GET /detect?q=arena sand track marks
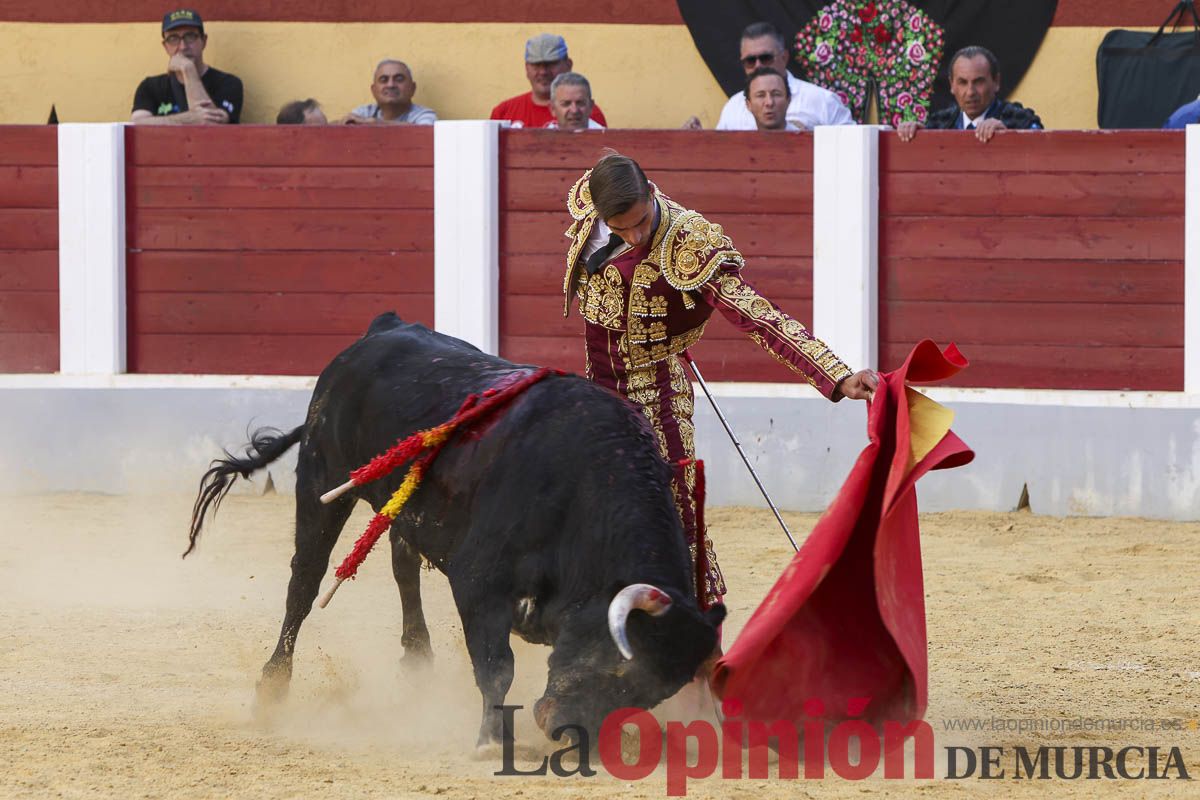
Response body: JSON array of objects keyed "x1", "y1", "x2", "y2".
[{"x1": 1, "y1": 494, "x2": 1197, "y2": 798}]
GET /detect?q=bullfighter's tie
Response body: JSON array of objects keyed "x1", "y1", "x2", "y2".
[{"x1": 586, "y1": 232, "x2": 625, "y2": 275}]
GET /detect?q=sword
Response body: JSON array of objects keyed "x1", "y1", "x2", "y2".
[{"x1": 681, "y1": 350, "x2": 799, "y2": 552}]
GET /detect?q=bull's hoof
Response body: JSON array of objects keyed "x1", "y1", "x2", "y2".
[
  {"x1": 254, "y1": 663, "x2": 292, "y2": 710},
  {"x1": 472, "y1": 741, "x2": 503, "y2": 761},
  {"x1": 400, "y1": 641, "x2": 434, "y2": 670}
]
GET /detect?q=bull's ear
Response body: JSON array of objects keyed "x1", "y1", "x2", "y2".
[{"x1": 703, "y1": 604, "x2": 726, "y2": 629}]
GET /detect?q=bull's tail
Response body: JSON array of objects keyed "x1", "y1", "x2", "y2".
[{"x1": 184, "y1": 426, "x2": 303, "y2": 558}]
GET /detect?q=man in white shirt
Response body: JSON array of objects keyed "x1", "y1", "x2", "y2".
[
  {"x1": 745, "y1": 68, "x2": 800, "y2": 131},
  {"x1": 715, "y1": 21, "x2": 852, "y2": 131},
  {"x1": 545, "y1": 72, "x2": 605, "y2": 130}
]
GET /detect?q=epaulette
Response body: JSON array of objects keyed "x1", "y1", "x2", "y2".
[
  {"x1": 653, "y1": 210, "x2": 745, "y2": 292},
  {"x1": 562, "y1": 171, "x2": 600, "y2": 314}
]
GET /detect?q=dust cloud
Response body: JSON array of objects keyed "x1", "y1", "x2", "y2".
[{"x1": 1, "y1": 493, "x2": 1197, "y2": 798}]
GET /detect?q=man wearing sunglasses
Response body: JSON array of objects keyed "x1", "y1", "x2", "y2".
[
  {"x1": 131, "y1": 9, "x2": 243, "y2": 125},
  {"x1": 714, "y1": 22, "x2": 851, "y2": 131}
]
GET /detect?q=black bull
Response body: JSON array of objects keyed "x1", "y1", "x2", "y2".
[{"x1": 186, "y1": 313, "x2": 725, "y2": 745}]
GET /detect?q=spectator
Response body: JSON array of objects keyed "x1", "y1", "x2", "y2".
[
  {"x1": 546, "y1": 73, "x2": 604, "y2": 130},
  {"x1": 744, "y1": 68, "x2": 797, "y2": 131},
  {"x1": 897, "y1": 46, "x2": 1042, "y2": 143},
  {"x1": 344, "y1": 60, "x2": 436, "y2": 125},
  {"x1": 1164, "y1": 94, "x2": 1200, "y2": 128},
  {"x1": 130, "y1": 8, "x2": 243, "y2": 125},
  {"x1": 709, "y1": 22, "x2": 852, "y2": 131},
  {"x1": 276, "y1": 99, "x2": 328, "y2": 125},
  {"x1": 490, "y1": 34, "x2": 607, "y2": 129}
]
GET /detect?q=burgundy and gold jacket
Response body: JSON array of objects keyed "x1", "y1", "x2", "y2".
[{"x1": 562, "y1": 171, "x2": 853, "y2": 399}]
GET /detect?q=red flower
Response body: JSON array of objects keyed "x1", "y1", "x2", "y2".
[
  {"x1": 850, "y1": 24, "x2": 863, "y2": 43},
  {"x1": 859, "y1": 2, "x2": 878, "y2": 23},
  {"x1": 874, "y1": 25, "x2": 892, "y2": 44}
]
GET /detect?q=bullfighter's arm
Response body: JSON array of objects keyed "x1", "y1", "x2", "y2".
[{"x1": 696, "y1": 264, "x2": 854, "y2": 400}]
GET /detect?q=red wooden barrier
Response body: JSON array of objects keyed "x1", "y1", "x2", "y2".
[
  {"x1": 499, "y1": 130, "x2": 815, "y2": 382},
  {"x1": 878, "y1": 130, "x2": 1185, "y2": 391},
  {"x1": 0, "y1": 127, "x2": 57, "y2": 373},
  {"x1": 125, "y1": 126, "x2": 434, "y2": 375}
]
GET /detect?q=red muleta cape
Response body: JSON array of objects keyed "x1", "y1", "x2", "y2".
[{"x1": 711, "y1": 340, "x2": 974, "y2": 730}]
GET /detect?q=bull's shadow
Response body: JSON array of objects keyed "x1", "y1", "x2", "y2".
[{"x1": 186, "y1": 313, "x2": 724, "y2": 747}]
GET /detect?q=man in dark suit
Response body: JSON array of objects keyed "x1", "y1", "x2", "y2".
[{"x1": 898, "y1": 46, "x2": 1041, "y2": 143}]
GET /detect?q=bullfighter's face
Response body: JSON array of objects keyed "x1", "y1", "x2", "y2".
[
  {"x1": 533, "y1": 593, "x2": 725, "y2": 743},
  {"x1": 604, "y1": 194, "x2": 656, "y2": 249}
]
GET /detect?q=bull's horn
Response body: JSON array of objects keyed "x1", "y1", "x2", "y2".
[{"x1": 607, "y1": 583, "x2": 673, "y2": 660}]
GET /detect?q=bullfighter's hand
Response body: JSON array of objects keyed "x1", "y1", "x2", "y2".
[
  {"x1": 975, "y1": 117, "x2": 1006, "y2": 143},
  {"x1": 837, "y1": 369, "x2": 878, "y2": 402}
]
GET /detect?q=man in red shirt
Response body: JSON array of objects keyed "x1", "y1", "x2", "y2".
[{"x1": 490, "y1": 33, "x2": 608, "y2": 129}]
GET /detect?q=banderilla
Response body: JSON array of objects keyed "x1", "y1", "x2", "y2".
[{"x1": 681, "y1": 350, "x2": 799, "y2": 552}]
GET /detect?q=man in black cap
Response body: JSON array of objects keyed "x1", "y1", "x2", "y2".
[{"x1": 131, "y1": 8, "x2": 244, "y2": 125}]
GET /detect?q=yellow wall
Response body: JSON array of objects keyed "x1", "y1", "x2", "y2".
[
  {"x1": 0, "y1": 22, "x2": 1146, "y2": 128},
  {"x1": 0, "y1": 22, "x2": 728, "y2": 126}
]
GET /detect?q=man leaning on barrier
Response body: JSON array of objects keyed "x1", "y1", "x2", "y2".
[
  {"x1": 897, "y1": 46, "x2": 1042, "y2": 143},
  {"x1": 546, "y1": 73, "x2": 604, "y2": 130},
  {"x1": 130, "y1": 8, "x2": 243, "y2": 125},
  {"x1": 343, "y1": 60, "x2": 437, "y2": 125}
]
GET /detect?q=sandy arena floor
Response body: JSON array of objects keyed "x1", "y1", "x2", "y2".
[{"x1": 1, "y1": 492, "x2": 1198, "y2": 798}]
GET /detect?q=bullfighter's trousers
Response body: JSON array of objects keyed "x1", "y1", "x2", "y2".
[{"x1": 593, "y1": 354, "x2": 726, "y2": 609}]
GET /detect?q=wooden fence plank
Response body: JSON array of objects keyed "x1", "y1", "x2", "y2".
[
  {"x1": 0, "y1": 166, "x2": 57, "y2": 208},
  {"x1": 882, "y1": 216, "x2": 1182, "y2": 261},
  {"x1": 0, "y1": 292, "x2": 58, "y2": 332},
  {"x1": 130, "y1": 208, "x2": 433, "y2": 251},
  {"x1": 879, "y1": 342, "x2": 1183, "y2": 391},
  {"x1": 126, "y1": 125, "x2": 434, "y2": 167},
  {"x1": 882, "y1": 172, "x2": 1183, "y2": 217},
  {"x1": 131, "y1": 166, "x2": 433, "y2": 209},
  {"x1": 880, "y1": 130, "x2": 1185, "y2": 174},
  {"x1": 0, "y1": 127, "x2": 56, "y2": 166},
  {"x1": 0, "y1": 209, "x2": 57, "y2": 249},
  {"x1": 882, "y1": 301, "x2": 1182, "y2": 348},
  {"x1": 882, "y1": 259, "x2": 1182, "y2": 304},
  {"x1": 502, "y1": 129, "x2": 814, "y2": 172},
  {"x1": 0, "y1": 332, "x2": 58, "y2": 372},
  {"x1": 130, "y1": 333, "x2": 362, "y2": 375},
  {"x1": 130, "y1": 292, "x2": 433, "y2": 335},
  {"x1": 0, "y1": 251, "x2": 58, "y2": 291},
  {"x1": 128, "y1": 251, "x2": 433, "y2": 293}
]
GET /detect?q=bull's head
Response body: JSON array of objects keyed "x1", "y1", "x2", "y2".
[{"x1": 533, "y1": 583, "x2": 726, "y2": 742}]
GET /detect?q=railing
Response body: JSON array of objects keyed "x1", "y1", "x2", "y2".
[{"x1": 2, "y1": 124, "x2": 1194, "y2": 392}]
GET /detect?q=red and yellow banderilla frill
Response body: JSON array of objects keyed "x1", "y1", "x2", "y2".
[{"x1": 317, "y1": 367, "x2": 561, "y2": 608}]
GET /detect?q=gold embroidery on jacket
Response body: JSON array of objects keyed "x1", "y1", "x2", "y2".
[
  {"x1": 579, "y1": 264, "x2": 625, "y2": 329},
  {"x1": 657, "y1": 212, "x2": 745, "y2": 292},
  {"x1": 625, "y1": 323, "x2": 707, "y2": 370},
  {"x1": 711, "y1": 273, "x2": 852, "y2": 384}
]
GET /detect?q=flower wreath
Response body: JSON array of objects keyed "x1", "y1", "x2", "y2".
[{"x1": 795, "y1": 0, "x2": 945, "y2": 127}]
